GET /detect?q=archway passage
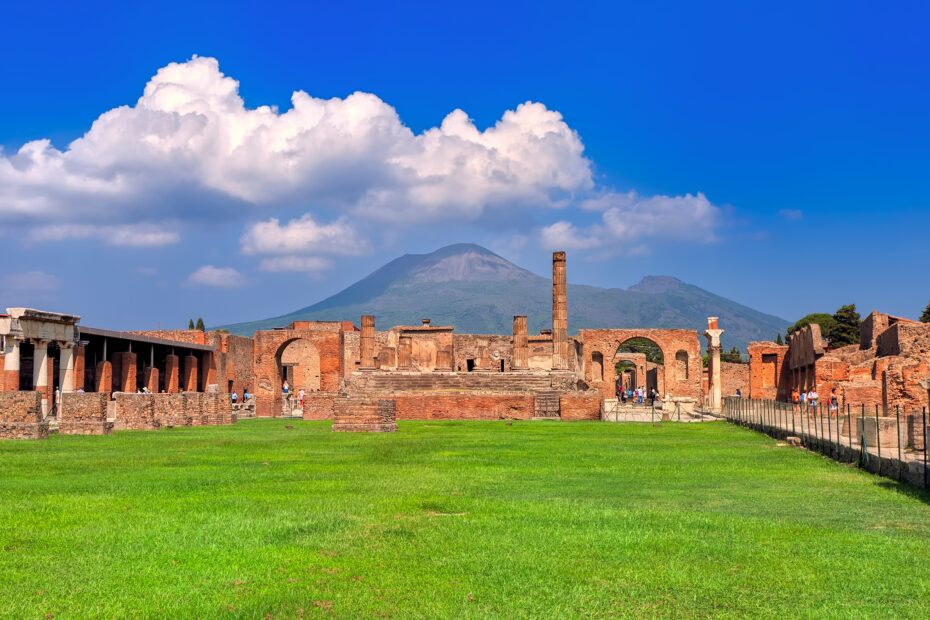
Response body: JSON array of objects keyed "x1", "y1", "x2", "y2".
[
  {"x1": 278, "y1": 339, "x2": 321, "y2": 393},
  {"x1": 614, "y1": 338, "x2": 662, "y2": 397}
]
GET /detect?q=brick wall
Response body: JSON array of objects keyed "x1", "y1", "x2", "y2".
[
  {"x1": 152, "y1": 393, "x2": 194, "y2": 427},
  {"x1": 302, "y1": 393, "x2": 336, "y2": 420},
  {"x1": 0, "y1": 391, "x2": 49, "y2": 439},
  {"x1": 203, "y1": 393, "x2": 236, "y2": 425},
  {"x1": 720, "y1": 362, "x2": 750, "y2": 398},
  {"x1": 332, "y1": 396, "x2": 397, "y2": 432},
  {"x1": 559, "y1": 392, "x2": 603, "y2": 421},
  {"x1": 60, "y1": 392, "x2": 113, "y2": 435},
  {"x1": 113, "y1": 393, "x2": 160, "y2": 431},
  {"x1": 390, "y1": 392, "x2": 535, "y2": 420}
]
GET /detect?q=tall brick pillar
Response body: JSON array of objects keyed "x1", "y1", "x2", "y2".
[
  {"x1": 73, "y1": 345, "x2": 85, "y2": 392},
  {"x1": 165, "y1": 354, "x2": 179, "y2": 393},
  {"x1": 360, "y1": 315, "x2": 376, "y2": 369},
  {"x1": 183, "y1": 355, "x2": 198, "y2": 392},
  {"x1": 2, "y1": 337, "x2": 21, "y2": 391},
  {"x1": 703, "y1": 317, "x2": 724, "y2": 413},
  {"x1": 119, "y1": 352, "x2": 138, "y2": 393},
  {"x1": 512, "y1": 315, "x2": 528, "y2": 370},
  {"x1": 144, "y1": 367, "x2": 159, "y2": 393},
  {"x1": 33, "y1": 339, "x2": 50, "y2": 416},
  {"x1": 59, "y1": 342, "x2": 75, "y2": 393},
  {"x1": 95, "y1": 361, "x2": 112, "y2": 394},
  {"x1": 552, "y1": 251, "x2": 568, "y2": 370},
  {"x1": 200, "y1": 352, "x2": 216, "y2": 390},
  {"x1": 398, "y1": 337, "x2": 413, "y2": 369}
]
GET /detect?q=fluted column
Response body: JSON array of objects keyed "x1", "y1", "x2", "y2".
[
  {"x1": 704, "y1": 317, "x2": 724, "y2": 413},
  {"x1": 512, "y1": 315, "x2": 528, "y2": 370},
  {"x1": 360, "y1": 315, "x2": 375, "y2": 369},
  {"x1": 552, "y1": 251, "x2": 568, "y2": 370},
  {"x1": 59, "y1": 342, "x2": 75, "y2": 393}
]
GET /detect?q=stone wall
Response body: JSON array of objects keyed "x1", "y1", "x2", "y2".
[
  {"x1": 203, "y1": 393, "x2": 236, "y2": 425},
  {"x1": 559, "y1": 391, "x2": 603, "y2": 421},
  {"x1": 0, "y1": 391, "x2": 48, "y2": 439},
  {"x1": 302, "y1": 393, "x2": 336, "y2": 420},
  {"x1": 152, "y1": 393, "x2": 194, "y2": 427},
  {"x1": 60, "y1": 392, "x2": 113, "y2": 435},
  {"x1": 332, "y1": 396, "x2": 397, "y2": 432},
  {"x1": 453, "y1": 334, "x2": 512, "y2": 372},
  {"x1": 747, "y1": 342, "x2": 789, "y2": 400},
  {"x1": 387, "y1": 392, "x2": 534, "y2": 420},
  {"x1": 721, "y1": 362, "x2": 750, "y2": 397},
  {"x1": 113, "y1": 393, "x2": 160, "y2": 431}
]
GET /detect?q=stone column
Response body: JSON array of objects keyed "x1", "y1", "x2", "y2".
[
  {"x1": 2, "y1": 337, "x2": 20, "y2": 391},
  {"x1": 552, "y1": 251, "x2": 568, "y2": 370},
  {"x1": 512, "y1": 315, "x2": 528, "y2": 371},
  {"x1": 398, "y1": 337, "x2": 413, "y2": 369},
  {"x1": 165, "y1": 354, "x2": 180, "y2": 393},
  {"x1": 704, "y1": 317, "x2": 724, "y2": 413},
  {"x1": 360, "y1": 315, "x2": 376, "y2": 369},
  {"x1": 59, "y1": 342, "x2": 75, "y2": 393},
  {"x1": 96, "y1": 361, "x2": 112, "y2": 394},
  {"x1": 183, "y1": 355, "x2": 198, "y2": 391},
  {"x1": 144, "y1": 367, "x2": 159, "y2": 393},
  {"x1": 33, "y1": 339, "x2": 50, "y2": 416},
  {"x1": 73, "y1": 345, "x2": 85, "y2": 392}
]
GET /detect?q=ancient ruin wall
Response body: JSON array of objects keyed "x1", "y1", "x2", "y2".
[
  {"x1": 60, "y1": 392, "x2": 113, "y2": 435},
  {"x1": 0, "y1": 391, "x2": 48, "y2": 439},
  {"x1": 332, "y1": 396, "x2": 397, "y2": 432},
  {"x1": 392, "y1": 393, "x2": 535, "y2": 420},
  {"x1": 559, "y1": 392, "x2": 603, "y2": 421}
]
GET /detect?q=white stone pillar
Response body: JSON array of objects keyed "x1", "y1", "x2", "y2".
[
  {"x1": 60, "y1": 342, "x2": 75, "y2": 393},
  {"x1": 33, "y1": 339, "x2": 50, "y2": 416},
  {"x1": 3, "y1": 337, "x2": 21, "y2": 391},
  {"x1": 704, "y1": 317, "x2": 724, "y2": 414}
]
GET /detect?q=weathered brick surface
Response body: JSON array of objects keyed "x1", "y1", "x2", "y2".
[
  {"x1": 0, "y1": 391, "x2": 49, "y2": 439},
  {"x1": 747, "y1": 342, "x2": 790, "y2": 400},
  {"x1": 253, "y1": 329, "x2": 344, "y2": 418},
  {"x1": 302, "y1": 393, "x2": 336, "y2": 420},
  {"x1": 113, "y1": 393, "x2": 160, "y2": 431},
  {"x1": 390, "y1": 393, "x2": 535, "y2": 420},
  {"x1": 152, "y1": 393, "x2": 194, "y2": 427},
  {"x1": 95, "y1": 361, "x2": 112, "y2": 394},
  {"x1": 559, "y1": 392, "x2": 603, "y2": 421},
  {"x1": 720, "y1": 362, "x2": 749, "y2": 398},
  {"x1": 59, "y1": 392, "x2": 113, "y2": 435},
  {"x1": 203, "y1": 393, "x2": 236, "y2": 425},
  {"x1": 333, "y1": 396, "x2": 397, "y2": 432}
]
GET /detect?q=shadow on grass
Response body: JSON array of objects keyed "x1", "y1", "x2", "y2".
[{"x1": 875, "y1": 479, "x2": 930, "y2": 505}]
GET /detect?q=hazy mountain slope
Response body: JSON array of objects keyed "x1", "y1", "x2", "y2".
[{"x1": 219, "y1": 244, "x2": 788, "y2": 350}]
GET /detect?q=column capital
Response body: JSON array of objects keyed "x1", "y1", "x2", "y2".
[
  {"x1": 32, "y1": 338, "x2": 51, "y2": 347},
  {"x1": 59, "y1": 341, "x2": 75, "y2": 349}
]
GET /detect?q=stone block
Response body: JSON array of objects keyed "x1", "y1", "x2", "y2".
[
  {"x1": 333, "y1": 396, "x2": 397, "y2": 432},
  {"x1": 113, "y1": 393, "x2": 160, "y2": 431},
  {"x1": 59, "y1": 392, "x2": 113, "y2": 435},
  {"x1": 0, "y1": 391, "x2": 49, "y2": 439}
]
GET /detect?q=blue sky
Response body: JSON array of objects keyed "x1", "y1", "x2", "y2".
[{"x1": 1, "y1": 1, "x2": 928, "y2": 331}]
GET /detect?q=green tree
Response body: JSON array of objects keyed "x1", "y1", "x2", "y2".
[
  {"x1": 829, "y1": 304, "x2": 860, "y2": 347},
  {"x1": 188, "y1": 318, "x2": 195, "y2": 330},
  {"x1": 775, "y1": 333, "x2": 783, "y2": 345},
  {"x1": 195, "y1": 318, "x2": 205, "y2": 332},
  {"x1": 920, "y1": 300, "x2": 930, "y2": 323},
  {"x1": 786, "y1": 313, "x2": 837, "y2": 342},
  {"x1": 617, "y1": 338, "x2": 664, "y2": 365},
  {"x1": 720, "y1": 347, "x2": 747, "y2": 364}
]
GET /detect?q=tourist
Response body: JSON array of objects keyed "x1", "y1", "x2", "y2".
[
  {"x1": 298, "y1": 388, "x2": 305, "y2": 408},
  {"x1": 621, "y1": 388, "x2": 627, "y2": 404},
  {"x1": 231, "y1": 391, "x2": 238, "y2": 403},
  {"x1": 800, "y1": 389, "x2": 807, "y2": 413},
  {"x1": 808, "y1": 388, "x2": 819, "y2": 413},
  {"x1": 282, "y1": 380, "x2": 289, "y2": 395},
  {"x1": 829, "y1": 388, "x2": 838, "y2": 417},
  {"x1": 791, "y1": 387, "x2": 800, "y2": 413},
  {"x1": 736, "y1": 388, "x2": 742, "y2": 399},
  {"x1": 243, "y1": 389, "x2": 250, "y2": 402},
  {"x1": 614, "y1": 375, "x2": 622, "y2": 402}
]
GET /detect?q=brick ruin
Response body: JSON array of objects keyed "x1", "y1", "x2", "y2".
[
  {"x1": 747, "y1": 310, "x2": 930, "y2": 415},
  {"x1": 12, "y1": 250, "x2": 897, "y2": 437}
]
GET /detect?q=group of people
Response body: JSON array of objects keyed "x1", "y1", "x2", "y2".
[
  {"x1": 281, "y1": 381, "x2": 306, "y2": 408},
  {"x1": 615, "y1": 377, "x2": 659, "y2": 405},
  {"x1": 230, "y1": 389, "x2": 250, "y2": 404},
  {"x1": 791, "y1": 386, "x2": 840, "y2": 416}
]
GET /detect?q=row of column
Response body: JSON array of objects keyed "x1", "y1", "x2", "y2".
[
  {"x1": 95, "y1": 352, "x2": 201, "y2": 394},
  {"x1": 2, "y1": 338, "x2": 77, "y2": 416}
]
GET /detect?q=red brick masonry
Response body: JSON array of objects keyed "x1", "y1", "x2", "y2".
[
  {"x1": 333, "y1": 396, "x2": 397, "y2": 432},
  {"x1": 0, "y1": 391, "x2": 49, "y2": 439}
]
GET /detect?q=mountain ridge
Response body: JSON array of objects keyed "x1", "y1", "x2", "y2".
[{"x1": 218, "y1": 244, "x2": 789, "y2": 350}]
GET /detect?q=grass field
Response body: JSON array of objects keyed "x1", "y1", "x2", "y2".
[{"x1": 2, "y1": 419, "x2": 929, "y2": 618}]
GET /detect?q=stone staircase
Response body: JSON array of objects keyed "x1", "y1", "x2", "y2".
[
  {"x1": 346, "y1": 372, "x2": 555, "y2": 394},
  {"x1": 533, "y1": 391, "x2": 561, "y2": 418}
]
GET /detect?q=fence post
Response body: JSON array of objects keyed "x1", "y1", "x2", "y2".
[
  {"x1": 847, "y1": 403, "x2": 852, "y2": 461},
  {"x1": 875, "y1": 404, "x2": 881, "y2": 465},
  {"x1": 923, "y1": 407, "x2": 928, "y2": 490},
  {"x1": 896, "y1": 405, "x2": 901, "y2": 463},
  {"x1": 827, "y1": 408, "x2": 833, "y2": 457},
  {"x1": 791, "y1": 400, "x2": 796, "y2": 436}
]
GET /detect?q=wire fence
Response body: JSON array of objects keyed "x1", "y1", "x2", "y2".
[{"x1": 723, "y1": 397, "x2": 930, "y2": 489}]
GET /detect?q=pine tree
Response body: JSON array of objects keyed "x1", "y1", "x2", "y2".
[
  {"x1": 188, "y1": 318, "x2": 195, "y2": 330},
  {"x1": 195, "y1": 318, "x2": 205, "y2": 332},
  {"x1": 775, "y1": 333, "x2": 783, "y2": 345},
  {"x1": 920, "y1": 300, "x2": 930, "y2": 323},
  {"x1": 829, "y1": 304, "x2": 860, "y2": 347}
]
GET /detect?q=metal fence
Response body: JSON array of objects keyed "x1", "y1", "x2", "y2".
[{"x1": 723, "y1": 397, "x2": 930, "y2": 489}]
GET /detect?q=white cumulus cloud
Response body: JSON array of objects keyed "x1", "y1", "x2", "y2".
[
  {"x1": 27, "y1": 223, "x2": 180, "y2": 246},
  {"x1": 257, "y1": 256, "x2": 334, "y2": 272},
  {"x1": 186, "y1": 265, "x2": 246, "y2": 288},
  {"x1": 0, "y1": 56, "x2": 592, "y2": 246},
  {"x1": 241, "y1": 214, "x2": 364, "y2": 256},
  {"x1": 540, "y1": 191, "x2": 720, "y2": 252}
]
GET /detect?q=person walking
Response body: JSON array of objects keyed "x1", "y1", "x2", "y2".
[
  {"x1": 298, "y1": 388, "x2": 305, "y2": 408},
  {"x1": 828, "y1": 388, "x2": 838, "y2": 417},
  {"x1": 615, "y1": 375, "x2": 623, "y2": 402}
]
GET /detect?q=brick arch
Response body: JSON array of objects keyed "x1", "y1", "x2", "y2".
[
  {"x1": 252, "y1": 329, "x2": 344, "y2": 417},
  {"x1": 578, "y1": 328, "x2": 702, "y2": 402}
]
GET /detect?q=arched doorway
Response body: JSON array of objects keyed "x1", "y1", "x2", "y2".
[
  {"x1": 276, "y1": 339, "x2": 321, "y2": 394},
  {"x1": 615, "y1": 337, "x2": 665, "y2": 397}
]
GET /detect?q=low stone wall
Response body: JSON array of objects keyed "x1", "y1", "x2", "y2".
[
  {"x1": 113, "y1": 393, "x2": 160, "y2": 431},
  {"x1": 559, "y1": 391, "x2": 603, "y2": 421},
  {"x1": 60, "y1": 392, "x2": 113, "y2": 435},
  {"x1": 153, "y1": 393, "x2": 194, "y2": 428},
  {"x1": 391, "y1": 392, "x2": 535, "y2": 420},
  {"x1": 333, "y1": 396, "x2": 397, "y2": 432},
  {"x1": 203, "y1": 393, "x2": 236, "y2": 425},
  {"x1": 0, "y1": 391, "x2": 49, "y2": 439},
  {"x1": 302, "y1": 393, "x2": 336, "y2": 420}
]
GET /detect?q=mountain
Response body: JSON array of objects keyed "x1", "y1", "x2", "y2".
[{"x1": 218, "y1": 243, "x2": 789, "y2": 350}]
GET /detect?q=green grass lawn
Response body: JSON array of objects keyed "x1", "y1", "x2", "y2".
[{"x1": 1, "y1": 419, "x2": 929, "y2": 618}]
